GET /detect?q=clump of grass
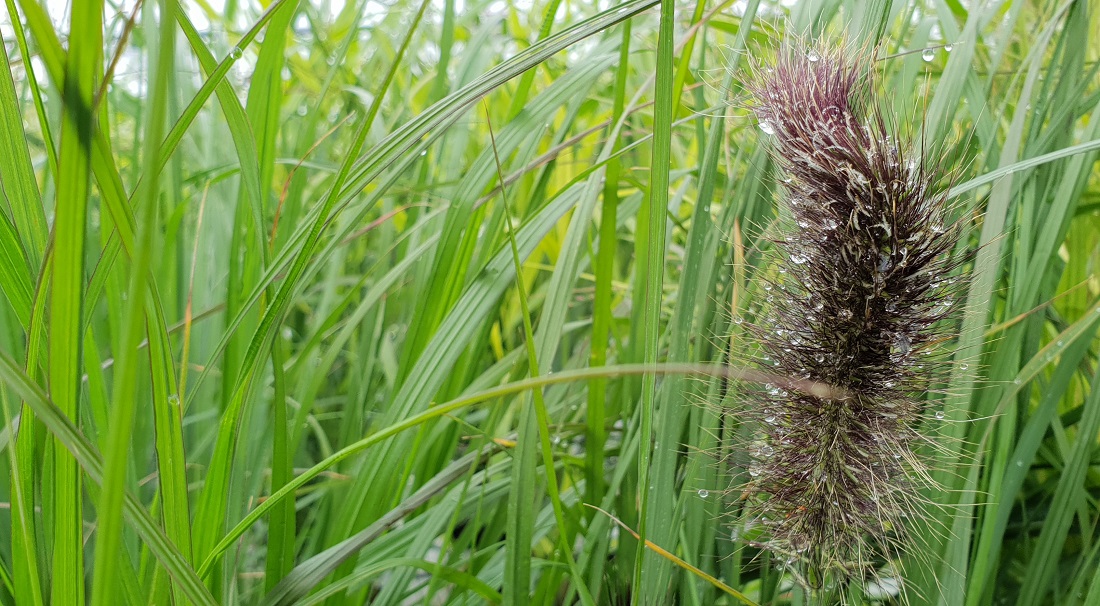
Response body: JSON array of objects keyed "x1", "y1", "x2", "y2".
[{"x1": 735, "y1": 40, "x2": 968, "y2": 594}]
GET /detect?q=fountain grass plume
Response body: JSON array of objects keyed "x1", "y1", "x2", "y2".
[{"x1": 735, "y1": 40, "x2": 969, "y2": 594}]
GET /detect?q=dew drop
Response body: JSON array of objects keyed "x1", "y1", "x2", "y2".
[
  {"x1": 790, "y1": 254, "x2": 807, "y2": 264},
  {"x1": 1015, "y1": 460, "x2": 1024, "y2": 467},
  {"x1": 761, "y1": 444, "x2": 775, "y2": 457},
  {"x1": 959, "y1": 363, "x2": 969, "y2": 370},
  {"x1": 797, "y1": 219, "x2": 810, "y2": 228},
  {"x1": 730, "y1": 528, "x2": 740, "y2": 541},
  {"x1": 934, "y1": 410, "x2": 945, "y2": 420},
  {"x1": 838, "y1": 309, "x2": 853, "y2": 321},
  {"x1": 420, "y1": 150, "x2": 427, "y2": 156},
  {"x1": 229, "y1": 47, "x2": 243, "y2": 60},
  {"x1": 759, "y1": 120, "x2": 776, "y2": 135},
  {"x1": 765, "y1": 415, "x2": 776, "y2": 424},
  {"x1": 893, "y1": 333, "x2": 911, "y2": 356},
  {"x1": 748, "y1": 467, "x2": 761, "y2": 477},
  {"x1": 814, "y1": 353, "x2": 825, "y2": 363},
  {"x1": 824, "y1": 218, "x2": 838, "y2": 230},
  {"x1": 806, "y1": 49, "x2": 820, "y2": 62},
  {"x1": 698, "y1": 489, "x2": 710, "y2": 499},
  {"x1": 814, "y1": 301, "x2": 824, "y2": 312},
  {"x1": 167, "y1": 394, "x2": 180, "y2": 407},
  {"x1": 922, "y1": 48, "x2": 935, "y2": 62},
  {"x1": 944, "y1": 43, "x2": 954, "y2": 52}
]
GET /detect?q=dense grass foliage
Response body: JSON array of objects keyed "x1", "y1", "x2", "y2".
[{"x1": 0, "y1": 0, "x2": 1097, "y2": 604}]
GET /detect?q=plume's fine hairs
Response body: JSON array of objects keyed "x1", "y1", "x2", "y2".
[{"x1": 733, "y1": 40, "x2": 970, "y2": 594}]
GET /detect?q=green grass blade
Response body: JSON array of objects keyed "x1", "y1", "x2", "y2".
[
  {"x1": 89, "y1": 1, "x2": 175, "y2": 603},
  {"x1": 265, "y1": 336, "x2": 296, "y2": 590},
  {"x1": 585, "y1": 18, "x2": 631, "y2": 531},
  {"x1": 4, "y1": 0, "x2": 58, "y2": 181},
  {"x1": 0, "y1": 36, "x2": 46, "y2": 271},
  {"x1": 146, "y1": 295, "x2": 193, "y2": 605},
  {"x1": 1, "y1": 384, "x2": 43, "y2": 606},
  {"x1": 47, "y1": 1, "x2": 104, "y2": 601},
  {"x1": 632, "y1": 0, "x2": 674, "y2": 600}
]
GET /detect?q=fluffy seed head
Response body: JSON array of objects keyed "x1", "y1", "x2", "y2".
[{"x1": 736, "y1": 41, "x2": 968, "y2": 592}]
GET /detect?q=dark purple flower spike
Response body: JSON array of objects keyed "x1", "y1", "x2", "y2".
[{"x1": 737, "y1": 41, "x2": 968, "y2": 593}]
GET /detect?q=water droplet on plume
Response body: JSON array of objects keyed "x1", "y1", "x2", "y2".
[
  {"x1": 935, "y1": 410, "x2": 945, "y2": 420},
  {"x1": 893, "y1": 333, "x2": 911, "y2": 356},
  {"x1": 922, "y1": 48, "x2": 935, "y2": 62},
  {"x1": 698, "y1": 489, "x2": 709, "y2": 499}
]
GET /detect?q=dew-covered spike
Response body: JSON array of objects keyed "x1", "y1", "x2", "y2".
[{"x1": 737, "y1": 40, "x2": 968, "y2": 593}]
